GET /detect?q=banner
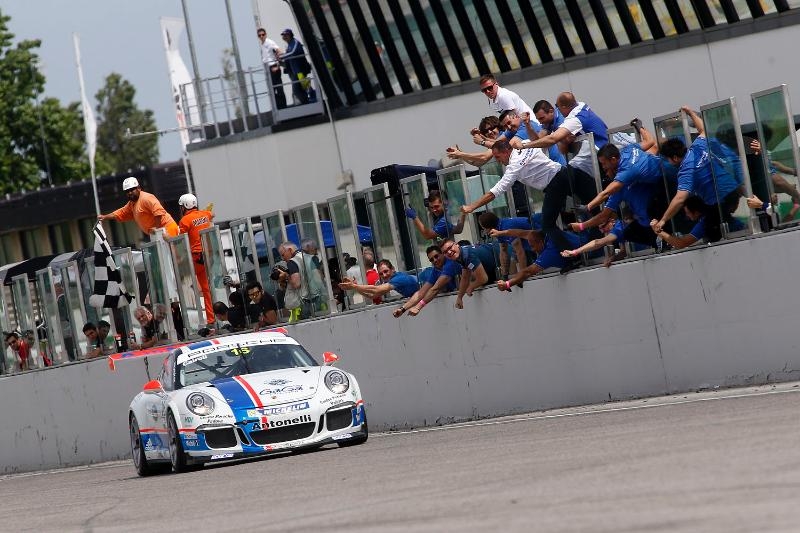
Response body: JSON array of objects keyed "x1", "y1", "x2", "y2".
[
  {"x1": 72, "y1": 33, "x2": 97, "y2": 174},
  {"x1": 160, "y1": 17, "x2": 199, "y2": 149}
]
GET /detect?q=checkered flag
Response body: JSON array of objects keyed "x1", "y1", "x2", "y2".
[{"x1": 89, "y1": 222, "x2": 133, "y2": 308}]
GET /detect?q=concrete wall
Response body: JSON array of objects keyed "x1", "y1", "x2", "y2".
[
  {"x1": 189, "y1": 24, "x2": 800, "y2": 221},
  {"x1": 3, "y1": 229, "x2": 800, "y2": 473}
]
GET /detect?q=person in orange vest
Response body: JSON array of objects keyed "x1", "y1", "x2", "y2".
[
  {"x1": 98, "y1": 177, "x2": 179, "y2": 237},
  {"x1": 177, "y1": 193, "x2": 215, "y2": 327}
]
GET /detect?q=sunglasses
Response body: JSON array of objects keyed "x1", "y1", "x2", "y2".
[{"x1": 480, "y1": 83, "x2": 495, "y2": 94}]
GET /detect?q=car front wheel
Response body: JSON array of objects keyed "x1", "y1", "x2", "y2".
[{"x1": 168, "y1": 412, "x2": 200, "y2": 473}]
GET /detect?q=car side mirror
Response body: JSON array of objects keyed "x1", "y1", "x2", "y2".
[
  {"x1": 322, "y1": 352, "x2": 339, "y2": 365},
  {"x1": 143, "y1": 379, "x2": 163, "y2": 393}
]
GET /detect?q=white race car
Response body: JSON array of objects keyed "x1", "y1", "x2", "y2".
[{"x1": 128, "y1": 329, "x2": 367, "y2": 475}]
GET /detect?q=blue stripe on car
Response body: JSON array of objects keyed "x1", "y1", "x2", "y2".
[{"x1": 212, "y1": 377, "x2": 255, "y2": 410}]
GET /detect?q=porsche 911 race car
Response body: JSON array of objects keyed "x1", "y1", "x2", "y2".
[{"x1": 128, "y1": 329, "x2": 367, "y2": 475}]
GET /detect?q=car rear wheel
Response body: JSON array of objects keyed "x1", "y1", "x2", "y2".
[
  {"x1": 337, "y1": 417, "x2": 368, "y2": 448},
  {"x1": 168, "y1": 412, "x2": 200, "y2": 473},
  {"x1": 130, "y1": 415, "x2": 168, "y2": 476}
]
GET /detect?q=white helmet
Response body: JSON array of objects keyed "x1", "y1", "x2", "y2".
[
  {"x1": 178, "y1": 193, "x2": 198, "y2": 209},
  {"x1": 122, "y1": 177, "x2": 140, "y2": 191}
]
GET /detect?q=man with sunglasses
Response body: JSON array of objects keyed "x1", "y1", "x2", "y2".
[
  {"x1": 479, "y1": 74, "x2": 532, "y2": 117},
  {"x1": 258, "y1": 28, "x2": 286, "y2": 109},
  {"x1": 447, "y1": 116, "x2": 501, "y2": 168},
  {"x1": 393, "y1": 245, "x2": 459, "y2": 318}
]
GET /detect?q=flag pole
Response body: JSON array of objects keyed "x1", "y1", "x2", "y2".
[{"x1": 72, "y1": 33, "x2": 100, "y2": 216}]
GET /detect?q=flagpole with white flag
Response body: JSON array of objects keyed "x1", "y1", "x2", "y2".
[{"x1": 72, "y1": 33, "x2": 100, "y2": 216}]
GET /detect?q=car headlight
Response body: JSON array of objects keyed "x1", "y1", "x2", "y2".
[
  {"x1": 324, "y1": 371, "x2": 350, "y2": 394},
  {"x1": 186, "y1": 392, "x2": 215, "y2": 415}
]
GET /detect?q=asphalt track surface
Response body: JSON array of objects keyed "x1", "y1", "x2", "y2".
[{"x1": 2, "y1": 382, "x2": 799, "y2": 533}]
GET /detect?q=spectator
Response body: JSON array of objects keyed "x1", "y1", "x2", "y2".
[
  {"x1": 462, "y1": 139, "x2": 597, "y2": 272},
  {"x1": 441, "y1": 239, "x2": 497, "y2": 309},
  {"x1": 131, "y1": 307, "x2": 161, "y2": 350},
  {"x1": 98, "y1": 177, "x2": 179, "y2": 237},
  {"x1": 280, "y1": 28, "x2": 315, "y2": 105},
  {"x1": 651, "y1": 195, "x2": 712, "y2": 249},
  {"x1": 393, "y1": 245, "x2": 460, "y2": 317},
  {"x1": 478, "y1": 211, "x2": 532, "y2": 277},
  {"x1": 653, "y1": 107, "x2": 745, "y2": 242},
  {"x1": 339, "y1": 259, "x2": 417, "y2": 302},
  {"x1": 750, "y1": 126, "x2": 800, "y2": 221},
  {"x1": 561, "y1": 213, "x2": 625, "y2": 268},
  {"x1": 5, "y1": 330, "x2": 29, "y2": 372},
  {"x1": 533, "y1": 99, "x2": 565, "y2": 135},
  {"x1": 494, "y1": 229, "x2": 582, "y2": 291},
  {"x1": 270, "y1": 262, "x2": 289, "y2": 317},
  {"x1": 258, "y1": 27, "x2": 286, "y2": 109},
  {"x1": 246, "y1": 280, "x2": 278, "y2": 329},
  {"x1": 446, "y1": 116, "x2": 501, "y2": 167},
  {"x1": 478, "y1": 73, "x2": 532, "y2": 117},
  {"x1": 177, "y1": 193, "x2": 216, "y2": 327},
  {"x1": 82, "y1": 322, "x2": 109, "y2": 358},
  {"x1": 362, "y1": 247, "x2": 381, "y2": 304},
  {"x1": 212, "y1": 302, "x2": 235, "y2": 333},
  {"x1": 406, "y1": 190, "x2": 466, "y2": 241},
  {"x1": 521, "y1": 92, "x2": 609, "y2": 186},
  {"x1": 279, "y1": 241, "x2": 323, "y2": 322},
  {"x1": 499, "y1": 109, "x2": 566, "y2": 165}
]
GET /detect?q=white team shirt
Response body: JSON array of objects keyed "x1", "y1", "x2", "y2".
[
  {"x1": 488, "y1": 86, "x2": 533, "y2": 117},
  {"x1": 260, "y1": 37, "x2": 281, "y2": 66},
  {"x1": 489, "y1": 148, "x2": 562, "y2": 197}
]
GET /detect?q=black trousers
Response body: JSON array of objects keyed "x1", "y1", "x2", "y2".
[
  {"x1": 623, "y1": 220, "x2": 658, "y2": 248},
  {"x1": 268, "y1": 65, "x2": 286, "y2": 109},
  {"x1": 541, "y1": 166, "x2": 599, "y2": 252},
  {"x1": 703, "y1": 190, "x2": 741, "y2": 242}
]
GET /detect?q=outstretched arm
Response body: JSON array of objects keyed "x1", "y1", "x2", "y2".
[{"x1": 561, "y1": 233, "x2": 617, "y2": 257}]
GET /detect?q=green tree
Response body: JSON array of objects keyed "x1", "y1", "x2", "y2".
[
  {"x1": 94, "y1": 72, "x2": 159, "y2": 175},
  {"x1": 0, "y1": 9, "x2": 89, "y2": 194}
]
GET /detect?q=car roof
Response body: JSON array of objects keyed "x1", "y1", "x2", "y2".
[{"x1": 174, "y1": 330, "x2": 299, "y2": 363}]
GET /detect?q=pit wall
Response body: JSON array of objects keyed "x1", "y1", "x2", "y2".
[{"x1": 2, "y1": 229, "x2": 799, "y2": 473}]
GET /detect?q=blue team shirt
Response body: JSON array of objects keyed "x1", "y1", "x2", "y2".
[
  {"x1": 609, "y1": 220, "x2": 626, "y2": 243},
  {"x1": 614, "y1": 144, "x2": 667, "y2": 186},
  {"x1": 677, "y1": 137, "x2": 740, "y2": 205},
  {"x1": 535, "y1": 233, "x2": 581, "y2": 269},
  {"x1": 604, "y1": 181, "x2": 657, "y2": 227},
  {"x1": 419, "y1": 259, "x2": 460, "y2": 292},
  {"x1": 386, "y1": 271, "x2": 418, "y2": 297},
  {"x1": 496, "y1": 217, "x2": 533, "y2": 250},
  {"x1": 456, "y1": 244, "x2": 496, "y2": 272},
  {"x1": 432, "y1": 214, "x2": 454, "y2": 239}
]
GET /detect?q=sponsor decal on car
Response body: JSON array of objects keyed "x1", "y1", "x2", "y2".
[
  {"x1": 177, "y1": 337, "x2": 298, "y2": 365},
  {"x1": 320, "y1": 394, "x2": 348, "y2": 405},
  {"x1": 183, "y1": 437, "x2": 199, "y2": 447},
  {"x1": 246, "y1": 402, "x2": 310, "y2": 418},
  {"x1": 210, "y1": 453, "x2": 234, "y2": 460},
  {"x1": 331, "y1": 433, "x2": 353, "y2": 441},
  {"x1": 184, "y1": 415, "x2": 194, "y2": 424},
  {"x1": 249, "y1": 414, "x2": 313, "y2": 431},
  {"x1": 266, "y1": 378, "x2": 290, "y2": 386},
  {"x1": 258, "y1": 385, "x2": 303, "y2": 396}
]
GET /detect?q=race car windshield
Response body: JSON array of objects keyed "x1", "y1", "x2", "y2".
[{"x1": 177, "y1": 343, "x2": 318, "y2": 387}]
